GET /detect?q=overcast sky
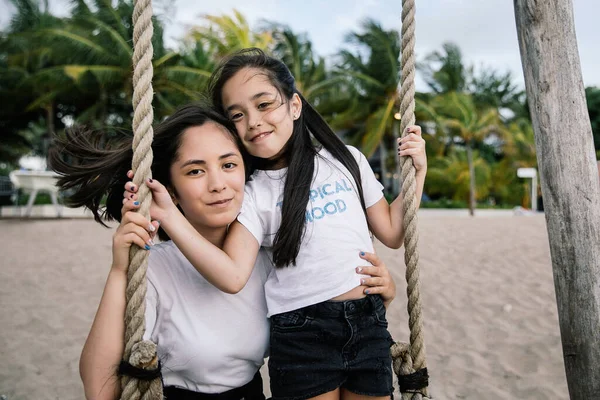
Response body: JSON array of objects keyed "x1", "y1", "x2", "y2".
[{"x1": 2, "y1": 0, "x2": 598, "y2": 91}]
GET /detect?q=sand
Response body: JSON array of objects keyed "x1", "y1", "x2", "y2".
[{"x1": 0, "y1": 213, "x2": 569, "y2": 399}]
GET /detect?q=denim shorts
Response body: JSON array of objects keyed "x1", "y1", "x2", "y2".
[{"x1": 268, "y1": 295, "x2": 394, "y2": 400}]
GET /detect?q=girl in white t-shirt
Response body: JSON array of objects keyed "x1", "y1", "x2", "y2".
[
  {"x1": 50, "y1": 104, "x2": 397, "y2": 400},
  {"x1": 126, "y1": 49, "x2": 426, "y2": 400}
]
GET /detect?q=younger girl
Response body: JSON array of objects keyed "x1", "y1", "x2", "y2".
[{"x1": 127, "y1": 49, "x2": 427, "y2": 400}]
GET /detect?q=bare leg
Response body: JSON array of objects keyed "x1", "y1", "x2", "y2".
[
  {"x1": 340, "y1": 388, "x2": 390, "y2": 400},
  {"x1": 307, "y1": 387, "x2": 341, "y2": 400}
]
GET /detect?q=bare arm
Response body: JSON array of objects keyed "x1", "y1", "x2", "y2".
[
  {"x1": 139, "y1": 178, "x2": 260, "y2": 294},
  {"x1": 160, "y1": 208, "x2": 260, "y2": 293},
  {"x1": 80, "y1": 202, "x2": 158, "y2": 400},
  {"x1": 80, "y1": 268, "x2": 126, "y2": 400},
  {"x1": 367, "y1": 125, "x2": 427, "y2": 249}
]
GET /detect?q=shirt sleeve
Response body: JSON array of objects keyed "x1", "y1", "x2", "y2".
[
  {"x1": 347, "y1": 146, "x2": 384, "y2": 208},
  {"x1": 236, "y1": 182, "x2": 265, "y2": 246}
]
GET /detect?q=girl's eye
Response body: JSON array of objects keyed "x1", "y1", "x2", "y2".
[
  {"x1": 230, "y1": 113, "x2": 243, "y2": 121},
  {"x1": 223, "y1": 163, "x2": 237, "y2": 170},
  {"x1": 187, "y1": 169, "x2": 204, "y2": 176},
  {"x1": 258, "y1": 102, "x2": 273, "y2": 110}
]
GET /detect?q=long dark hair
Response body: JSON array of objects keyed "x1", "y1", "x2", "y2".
[
  {"x1": 48, "y1": 104, "x2": 246, "y2": 241},
  {"x1": 209, "y1": 48, "x2": 367, "y2": 268}
]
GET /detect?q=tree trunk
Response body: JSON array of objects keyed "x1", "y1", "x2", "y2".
[
  {"x1": 44, "y1": 102, "x2": 55, "y2": 161},
  {"x1": 514, "y1": 1, "x2": 600, "y2": 399},
  {"x1": 466, "y1": 142, "x2": 476, "y2": 216}
]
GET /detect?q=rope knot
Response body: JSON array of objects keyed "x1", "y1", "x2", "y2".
[
  {"x1": 392, "y1": 341, "x2": 430, "y2": 398},
  {"x1": 118, "y1": 340, "x2": 162, "y2": 382},
  {"x1": 130, "y1": 340, "x2": 159, "y2": 368}
]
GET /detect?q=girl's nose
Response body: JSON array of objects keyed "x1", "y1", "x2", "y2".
[{"x1": 207, "y1": 171, "x2": 226, "y2": 192}]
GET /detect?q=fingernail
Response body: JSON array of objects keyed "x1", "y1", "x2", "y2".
[
  {"x1": 148, "y1": 239, "x2": 154, "y2": 246},
  {"x1": 131, "y1": 185, "x2": 135, "y2": 191},
  {"x1": 130, "y1": 194, "x2": 134, "y2": 198},
  {"x1": 356, "y1": 267, "x2": 362, "y2": 273},
  {"x1": 361, "y1": 279, "x2": 366, "y2": 284},
  {"x1": 144, "y1": 244, "x2": 150, "y2": 250},
  {"x1": 156, "y1": 220, "x2": 161, "y2": 226},
  {"x1": 406, "y1": 127, "x2": 411, "y2": 132},
  {"x1": 365, "y1": 290, "x2": 370, "y2": 294},
  {"x1": 148, "y1": 224, "x2": 155, "y2": 232},
  {"x1": 134, "y1": 201, "x2": 139, "y2": 206},
  {"x1": 148, "y1": 178, "x2": 153, "y2": 183},
  {"x1": 360, "y1": 251, "x2": 365, "y2": 256}
]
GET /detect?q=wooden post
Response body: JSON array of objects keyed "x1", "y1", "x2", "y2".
[{"x1": 514, "y1": 1, "x2": 600, "y2": 398}]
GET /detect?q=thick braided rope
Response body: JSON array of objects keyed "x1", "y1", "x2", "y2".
[
  {"x1": 120, "y1": 0, "x2": 162, "y2": 399},
  {"x1": 393, "y1": 0, "x2": 429, "y2": 398}
]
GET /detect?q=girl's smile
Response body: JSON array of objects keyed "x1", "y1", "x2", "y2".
[{"x1": 221, "y1": 67, "x2": 301, "y2": 162}]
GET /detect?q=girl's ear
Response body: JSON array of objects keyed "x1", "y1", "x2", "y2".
[{"x1": 291, "y1": 93, "x2": 302, "y2": 120}]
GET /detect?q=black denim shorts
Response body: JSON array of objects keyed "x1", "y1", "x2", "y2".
[{"x1": 268, "y1": 295, "x2": 394, "y2": 400}]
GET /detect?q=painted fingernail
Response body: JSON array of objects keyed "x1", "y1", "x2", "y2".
[
  {"x1": 406, "y1": 127, "x2": 411, "y2": 132},
  {"x1": 144, "y1": 244, "x2": 150, "y2": 250},
  {"x1": 148, "y1": 178, "x2": 153, "y2": 183},
  {"x1": 365, "y1": 290, "x2": 370, "y2": 294},
  {"x1": 156, "y1": 220, "x2": 161, "y2": 226},
  {"x1": 360, "y1": 251, "x2": 365, "y2": 256},
  {"x1": 148, "y1": 224, "x2": 155, "y2": 232},
  {"x1": 130, "y1": 193, "x2": 134, "y2": 198},
  {"x1": 134, "y1": 201, "x2": 139, "y2": 206},
  {"x1": 356, "y1": 267, "x2": 362, "y2": 273},
  {"x1": 131, "y1": 185, "x2": 136, "y2": 191}
]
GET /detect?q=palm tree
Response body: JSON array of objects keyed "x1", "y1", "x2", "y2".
[
  {"x1": 488, "y1": 118, "x2": 537, "y2": 207},
  {"x1": 333, "y1": 19, "x2": 401, "y2": 164},
  {"x1": 188, "y1": 10, "x2": 272, "y2": 57},
  {"x1": 0, "y1": 0, "x2": 66, "y2": 161},
  {"x1": 418, "y1": 42, "x2": 469, "y2": 94},
  {"x1": 427, "y1": 92, "x2": 506, "y2": 215},
  {"x1": 269, "y1": 24, "x2": 342, "y2": 103},
  {"x1": 419, "y1": 43, "x2": 525, "y2": 118},
  {"x1": 34, "y1": 0, "x2": 213, "y2": 128},
  {"x1": 470, "y1": 67, "x2": 525, "y2": 114},
  {"x1": 425, "y1": 151, "x2": 492, "y2": 205}
]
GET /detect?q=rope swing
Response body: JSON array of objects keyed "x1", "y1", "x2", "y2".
[
  {"x1": 391, "y1": 0, "x2": 431, "y2": 398},
  {"x1": 119, "y1": 1, "x2": 430, "y2": 399},
  {"x1": 120, "y1": 0, "x2": 162, "y2": 398}
]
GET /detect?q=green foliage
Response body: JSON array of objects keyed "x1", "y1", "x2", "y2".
[
  {"x1": 585, "y1": 86, "x2": 600, "y2": 151},
  {"x1": 418, "y1": 42, "x2": 468, "y2": 94},
  {"x1": 332, "y1": 19, "x2": 401, "y2": 158},
  {"x1": 1, "y1": 7, "x2": 584, "y2": 211}
]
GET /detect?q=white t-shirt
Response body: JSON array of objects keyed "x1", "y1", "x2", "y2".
[
  {"x1": 237, "y1": 146, "x2": 384, "y2": 317},
  {"x1": 143, "y1": 241, "x2": 270, "y2": 392}
]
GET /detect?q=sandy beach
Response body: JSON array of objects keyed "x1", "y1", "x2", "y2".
[{"x1": 0, "y1": 212, "x2": 568, "y2": 399}]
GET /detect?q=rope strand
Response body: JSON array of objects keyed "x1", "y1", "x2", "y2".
[
  {"x1": 392, "y1": 0, "x2": 430, "y2": 398},
  {"x1": 120, "y1": 0, "x2": 162, "y2": 399}
]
